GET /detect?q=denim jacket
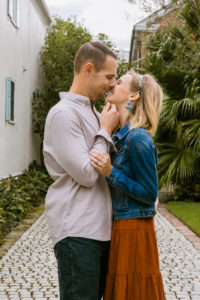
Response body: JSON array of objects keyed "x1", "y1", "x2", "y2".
[{"x1": 107, "y1": 124, "x2": 158, "y2": 220}]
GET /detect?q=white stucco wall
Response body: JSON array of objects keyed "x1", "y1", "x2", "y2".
[{"x1": 0, "y1": 0, "x2": 51, "y2": 178}]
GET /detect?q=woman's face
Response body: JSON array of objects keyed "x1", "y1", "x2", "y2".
[{"x1": 106, "y1": 74, "x2": 132, "y2": 105}]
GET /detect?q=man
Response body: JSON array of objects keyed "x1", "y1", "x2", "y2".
[{"x1": 43, "y1": 41, "x2": 119, "y2": 300}]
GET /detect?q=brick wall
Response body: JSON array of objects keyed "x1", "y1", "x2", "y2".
[{"x1": 132, "y1": 7, "x2": 183, "y2": 64}]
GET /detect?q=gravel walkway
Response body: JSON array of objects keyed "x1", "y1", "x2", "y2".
[{"x1": 0, "y1": 212, "x2": 200, "y2": 300}]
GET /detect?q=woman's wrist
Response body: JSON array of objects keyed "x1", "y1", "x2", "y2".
[{"x1": 105, "y1": 166, "x2": 113, "y2": 178}]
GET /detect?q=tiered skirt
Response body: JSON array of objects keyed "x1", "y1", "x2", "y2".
[{"x1": 104, "y1": 218, "x2": 166, "y2": 300}]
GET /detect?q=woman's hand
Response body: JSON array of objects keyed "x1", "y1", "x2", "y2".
[
  {"x1": 90, "y1": 151, "x2": 112, "y2": 177},
  {"x1": 155, "y1": 197, "x2": 159, "y2": 210}
]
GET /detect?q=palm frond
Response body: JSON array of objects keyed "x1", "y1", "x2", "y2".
[
  {"x1": 157, "y1": 141, "x2": 199, "y2": 188},
  {"x1": 172, "y1": 97, "x2": 198, "y2": 119},
  {"x1": 159, "y1": 99, "x2": 178, "y2": 131},
  {"x1": 181, "y1": 119, "x2": 200, "y2": 151}
]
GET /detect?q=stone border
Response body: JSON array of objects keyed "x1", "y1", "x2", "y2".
[
  {"x1": 0, "y1": 203, "x2": 45, "y2": 259},
  {"x1": 158, "y1": 203, "x2": 200, "y2": 252}
]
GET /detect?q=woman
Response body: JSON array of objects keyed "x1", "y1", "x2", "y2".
[{"x1": 90, "y1": 71, "x2": 165, "y2": 300}]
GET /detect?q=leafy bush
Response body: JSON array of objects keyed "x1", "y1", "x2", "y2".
[
  {"x1": 0, "y1": 162, "x2": 52, "y2": 245},
  {"x1": 174, "y1": 183, "x2": 200, "y2": 202}
]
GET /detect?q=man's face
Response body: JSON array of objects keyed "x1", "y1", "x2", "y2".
[{"x1": 88, "y1": 55, "x2": 117, "y2": 101}]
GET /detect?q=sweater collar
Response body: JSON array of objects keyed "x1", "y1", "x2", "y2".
[{"x1": 59, "y1": 92, "x2": 92, "y2": 106}]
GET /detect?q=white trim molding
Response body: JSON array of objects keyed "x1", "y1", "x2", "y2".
[{"x1": 34, "y1": 0, "x2": 51, "y2": 24}]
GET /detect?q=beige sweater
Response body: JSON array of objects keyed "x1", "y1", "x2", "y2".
[{"x1": 43, "y1": 92, "x2": 113, "y2": 247}]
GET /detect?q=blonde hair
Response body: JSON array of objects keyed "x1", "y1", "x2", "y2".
[{"x1": 127, "y1": 71, "x2": 163, "y2": 137}]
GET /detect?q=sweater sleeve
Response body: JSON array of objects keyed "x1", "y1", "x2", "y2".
[
  {"x1": 107, "y1": 134, "x2": 158, "y2": 205},
  {"x1": 50, "y1": 110, "x2": 111, "y2": 187}
]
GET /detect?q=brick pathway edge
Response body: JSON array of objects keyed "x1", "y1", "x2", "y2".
[
  {"x1": 0, "y1": 203, "x2": 45, "y2": 259},
  {"x1": 158, "y1": 203, "x2": 200, "y2": 252}
]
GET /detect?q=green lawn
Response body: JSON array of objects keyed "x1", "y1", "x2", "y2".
[{"x1": 167, "y1": 201, "x2": 200, "y2": 237}]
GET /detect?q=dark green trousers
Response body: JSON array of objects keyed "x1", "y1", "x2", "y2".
[{"x1": 54, "y1": 237, "x2": 110, "y2": 300}]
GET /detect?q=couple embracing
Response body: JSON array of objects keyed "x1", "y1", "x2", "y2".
[{"x1": 43, "y1": 41, "x2": 166, "y2": 300}]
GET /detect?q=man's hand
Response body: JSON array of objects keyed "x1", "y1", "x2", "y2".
[{"x1": 100, "y1": 102, "x2": 119, "y2": 136}]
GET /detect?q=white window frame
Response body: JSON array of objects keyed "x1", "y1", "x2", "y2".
[{"x1": 7, "y1": 0, "x2": 19, "y2": 27}]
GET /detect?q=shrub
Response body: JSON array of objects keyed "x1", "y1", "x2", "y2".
[
  {"x1": 174, "y1": 183, "x2": 200, "y2": 202},
  {"x1": 0, "y1": 162, "x2": 52, "y2": 245}
]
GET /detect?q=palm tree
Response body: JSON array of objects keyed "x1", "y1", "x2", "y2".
[
  {"x1": 156, "y1": 96, "x2": 200, "y2": 188},
  {"x1": 142, "y1": 0, "x2": 200, "y2": 198}
]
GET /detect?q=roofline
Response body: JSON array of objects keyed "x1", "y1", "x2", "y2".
[
  {"x1": 134, "y1": 3, "x2": 177, "y2": 30},
  {"x1": 35, "y1": 0, "x2": 52, "y2": 24}
]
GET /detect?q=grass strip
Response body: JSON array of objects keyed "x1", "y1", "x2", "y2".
[{"x1": 167, "y1": 201, "x2": 200, "y2": 237}]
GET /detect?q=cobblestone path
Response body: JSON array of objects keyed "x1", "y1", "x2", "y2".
[{"x1": 0, "y1": 212, "x2": 200, "y2": 300}]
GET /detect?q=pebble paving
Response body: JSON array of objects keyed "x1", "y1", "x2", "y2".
[{"x1": 0, "y1": 212, "x2": 200, "y2": 300}]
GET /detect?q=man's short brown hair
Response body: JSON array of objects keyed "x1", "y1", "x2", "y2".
[{"x1": 74, "y1": 41, "x2": 117, "y2": 74}]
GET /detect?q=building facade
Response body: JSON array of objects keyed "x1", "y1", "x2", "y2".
[
  {"x1": 129, "y1": 4, "x2": 181, "y2": 65},
  {"x1": 0, "y1": 0, "x2": 51, "y2": 179}
]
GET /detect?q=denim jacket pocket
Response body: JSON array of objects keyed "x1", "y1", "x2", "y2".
[
  {"x1": 112, "y1": 144, "x2": 128, "y2": 167},
  {"x1": 115, "y1": 195, "x2": 129, "y2": 212}
]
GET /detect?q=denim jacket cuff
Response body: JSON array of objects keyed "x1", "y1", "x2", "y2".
[{"x1": 107, "y1": 166, "x2": 120, "y2": 185}]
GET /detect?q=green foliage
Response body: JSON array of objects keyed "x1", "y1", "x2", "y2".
[
  {"x1": 174, "y1": 184, "x2": 200, "y2": 202},
  {"x1": 143, "y1": 0, "x2": 200, "y2": 195},
  {"x1": 40, "y1": 17, "x2": 92, "y2": 100},
  {"x1": 157, "y1": 141, "x2": 199, "y2": 188},
  {"x1": 95, "y1": 33, "x2": 117, "y2": 52},
  {"x1": 181, "y1": 0, "x2": 200, "y2": 34},
  {"x1": 144, "y1": 28, "x2": 186, "y2": 98},
  {"x1": 156, "y1": 94, "x2": 200, "y2": 189},
  {"x1": 32, "y1": 90, "x2": 48, "y2": 139},
  {"x1": 0, "y1": 162, "x2": 52, "y2": 246}
]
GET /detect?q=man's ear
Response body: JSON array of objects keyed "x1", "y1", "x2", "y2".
[
  {"x1": 129, "y1": 92, "x2": 140, "y2": 104},
  {"x1": 83, "y1": 62, "x2": 93, "y2": 75}
]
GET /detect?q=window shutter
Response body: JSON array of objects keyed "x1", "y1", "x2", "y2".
[{"x1": 6, "y1": 77, "x2": 12, "y2": 121}]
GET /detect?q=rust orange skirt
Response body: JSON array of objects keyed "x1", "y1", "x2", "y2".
[{"x1": 103, "y1": 218, "x2": 166, "y2": 300}]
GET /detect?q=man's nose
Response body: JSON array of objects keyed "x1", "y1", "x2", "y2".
[{"x1": 109, "y1": 80, "x2": 116, "y2": 91}]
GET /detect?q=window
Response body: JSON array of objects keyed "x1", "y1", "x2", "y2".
[
  {"x1": 8, "y1": 0, "x2": 19, "y2": 26},
  {"x1": 136, "y1": 41, "x2": 142, "y2": 69},
  {"x1": 6, "y1": 77, "x2": 15, "y2": 123}
]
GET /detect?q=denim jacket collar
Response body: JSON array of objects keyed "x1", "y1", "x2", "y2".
[{"x1": 113, "y1": 123, "x2": 130, "y2": 142}]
